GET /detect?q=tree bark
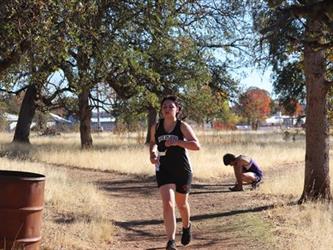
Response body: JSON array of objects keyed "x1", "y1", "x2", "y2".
[
  {"x1": 145, "y1": 106, "x2": 157, "y2": 144},
  {"x1": 12, "y1": 59, "x2": 50, "y2": 143},
  {"x1": 12, "y1": 84, "x2": 38, "y2": 144},
  {"x1": 299, "y1": 19, "x2": 332, "y2": 202},
  {"x1": 79, "y1": 88, "x2": 93, "y2": 149}
]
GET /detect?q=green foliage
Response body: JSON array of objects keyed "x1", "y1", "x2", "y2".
[
  {"x1": 254, "y1": 0, "x2": 333, "y2": 116},
  {"x1": 190, "y1": 66, "x2": 235, "y2": 123},
  {"x1": 273, "y1": 61, "x2": 306, "y2": 113},
  {"x1": 182, "y1": 1, "x2": 255, "y2": 68},
  {"x1": 112, "y1": 1, "x2": 243, "y2": 124},
  {"x1": 1, "y1": 0, "x2": 251, "y2": 134},
  {"x1": 254, "y1": 0, "x2": 333, "y2": 72},
  {"x1": 184, "y1": 82, "x2": 237, "y2": 124}
]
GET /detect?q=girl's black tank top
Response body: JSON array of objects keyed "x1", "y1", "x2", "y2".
[{"x1": 155, "y1": 119, "x2": 192, "y2": 175}]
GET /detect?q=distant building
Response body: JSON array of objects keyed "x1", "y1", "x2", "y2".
[
  {"x1": 47, "y1": 113, "x2": 73, "y2": 128},
  {"x1": 3, "y1": 113, "x2": 20, "y2": 131},
  {"x1": 264, "y1": 112, "x2": 304, "y2": 127},
  {"x1": 3, "y1": 111, "x2": 116, "y2": 132},
  {"x1": 265, "y1": 112, "x2": 286, "y2": 126},
  {"x1": 3, "y1": 112, "x2": 73, "y2": 131},
  {"x1": 91, "y1": 111, "x2": 115, "y2": 131}
]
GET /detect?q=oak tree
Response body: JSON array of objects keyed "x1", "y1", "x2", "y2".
[{"x1": 254, "y1": 0, "x2": 333, "y2": 201}]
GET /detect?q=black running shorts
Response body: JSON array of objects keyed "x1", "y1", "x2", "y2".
[{"x1": 156, "y1": 170, "x2": 192, "y2": 194}]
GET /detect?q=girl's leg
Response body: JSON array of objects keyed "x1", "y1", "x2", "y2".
[
  {"x1": 159, "y1": 184, "x2": 177, "y2": 241},
  {"x1": 176, "y1": 191, "x2": 192, "y2": 246},
  {"x1": 232, "y1": 165, "x2": 243, "y2": 190},
  {"x1": 175, "y1": 192, "x2": 190, "y2": 228},
  {"x1": 241, "y1": 172, "x2": 257, "y2": 184}
]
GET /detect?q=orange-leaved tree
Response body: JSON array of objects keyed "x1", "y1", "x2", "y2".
[
  {"x1": 282, "y1": 98, "x2": 304, "y2": 117},
  {"x1": 238, "y1": 87, "x2": 271, "y2": 130}
]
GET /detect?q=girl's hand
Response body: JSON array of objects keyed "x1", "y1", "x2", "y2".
[
  {"x1": 150, "y1": 152, "x2": 159, "y2": 164},
  {"x1": 165, "y1": 139, "x2": 179, "y2": 147}
]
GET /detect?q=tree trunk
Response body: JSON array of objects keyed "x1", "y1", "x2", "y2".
[
  {"x1": 299, "y1": 19, "x2": 332, "y2": 202},
  {"x1": 145, "y1": 106, "x2": 157, "y2": 144},
  {"x1": 79, "y1": 88, "x2": 93, "y2": 149},
  {"x1": 12, "y1": 85, "x2": 37, "y2": 144}
]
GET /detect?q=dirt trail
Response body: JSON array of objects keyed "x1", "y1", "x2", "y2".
[{"x1": 58, "y1": 165, "x2": 291, "y2": 250}]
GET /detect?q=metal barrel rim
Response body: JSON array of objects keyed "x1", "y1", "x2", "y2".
[
  {"x1": 0, "y1": 207, "x2": 44, "y2": 212},
  {"x1": 15, "y1": 236, "x2": 42, "y2": 243},
  {"x1": 0, "y1": 170, "x2": 45, "y2": 181}
]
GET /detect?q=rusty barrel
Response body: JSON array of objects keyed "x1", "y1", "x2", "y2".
[{"x1": 0, "y1": 170, "x2": 45, "y2": 250}]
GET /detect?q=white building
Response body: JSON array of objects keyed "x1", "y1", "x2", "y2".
[
  {"x1": 91, "y1": 111, "x2": 115, "y2": 131},
  {"x1": 2, "y1": 112, "x2": 72, "y2": 131},
  {"x1": 264, "y1": 112, "x2": 303, "y2": 127}
]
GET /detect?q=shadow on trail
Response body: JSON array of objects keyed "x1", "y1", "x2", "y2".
[
  {"x1": 98, "y1": 176, "x2": 157, "y2": 197},
  {"x1": 98, "y1": 176, "x2": 235, "y2": 197},
  {"x1": 191, "y1": 183, "x2": 237, "y2": 195},
  {"x1": 191, "y1": 190, "x2": 231, "y2": 194},
  {"x1": 112, "y1": 203, "x2": 287, "y2": 249},
  {"x1": 113, "y1": 203, "x2": 277, "y2": 229},
  {"x1": 106, "y1": 172, "x2": 300, "y2": 249},
  {"x1": 113, "y1": 220, "x2": 163, "y2": 237},
  {"x1": 191, "y1": 204, "x2": 275, "y2": 220},
  {"x1": 192, "y1": 183, "x2": 233, "y2": 188}
]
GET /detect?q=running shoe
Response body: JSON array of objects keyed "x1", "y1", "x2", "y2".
[
  {"x1": 166, "y1": 239, "x2": 177, "y2": 250},
  {"x1": 181, "y1": 223, "x2": 192, "y2": 246},
  {"x1": 251, "y1": 177, "x2": 262, "y2": 190},
  {"x1": 229, "y1": 186, "x2": 244, "y2": 192}
]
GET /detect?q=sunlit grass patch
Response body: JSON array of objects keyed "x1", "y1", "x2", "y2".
[
  {"x1": 264, "y1": 203, "x2": 333, "y2": 250},
  {"x1": 2, "y1": 130, "x2": 305, "y2": 180}
]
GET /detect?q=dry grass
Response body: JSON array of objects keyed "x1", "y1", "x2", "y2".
[
  {"x1": 0, "y1": 129, "x2": 332, "y2": 249},
  {"x1": 0, "y1": 130, "x2": 306, "y2": 179},
  {"x1": 0, "y1": 156, "x2": 113, "y2": 249},
  {"x1": 265, "y1": 203, "x2": 333, "y2": 250}
]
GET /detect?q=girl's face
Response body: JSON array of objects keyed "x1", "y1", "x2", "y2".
[{"x1": 161, "y1": 99, "x2": 178, "y2": 118}]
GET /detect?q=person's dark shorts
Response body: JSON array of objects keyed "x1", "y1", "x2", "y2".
[{"x1": 156, "y1": 170, "x2": 192, "y2": 194}]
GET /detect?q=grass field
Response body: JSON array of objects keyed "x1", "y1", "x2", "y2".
[{"x1": 0, "y1": 130, "x2": 332, "y2": 249}]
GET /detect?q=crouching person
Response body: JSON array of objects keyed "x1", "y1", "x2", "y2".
[{"x1": 223, "y1": 153, "x2": 263, "y2": 192}]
